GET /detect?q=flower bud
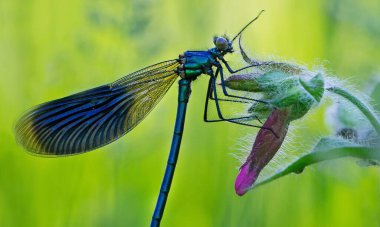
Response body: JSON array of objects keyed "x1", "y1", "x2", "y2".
[
  {"x1": 225, "y1": 71, "x2": 324, "y2": 122},
  {"x1": 235, "y1": 108, "x2": 289, "y2": 196},
  {"x1": 228, "y1": 65, "x2": 325, "y2": 195}
]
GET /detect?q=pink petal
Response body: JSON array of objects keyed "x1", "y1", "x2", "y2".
[{"x1": 235, "y1": 108, "x2": 290, "y2": 196}]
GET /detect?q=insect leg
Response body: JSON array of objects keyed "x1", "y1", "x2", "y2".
[
  {"x1": 204, "y1": 76, "x2": 253, "y2": 122},
  {"x1": 203, "y1": 75, "x2": 218, "y2": 122},
  {"x1": 216, "y1": 63, "x2": 269, "y2": 105},
  {"x1": 204, "y1": 67, "x2": 257, "y2": 122},
  {"x1": 204, "y1": 72, "x2": 270, "y2": 130},
  {"x1": 220, "y1": 58, "x2": 272, "y2": 74},
  {"x1": 212, "y1": 76, "x2": 273, "y2": 129}
]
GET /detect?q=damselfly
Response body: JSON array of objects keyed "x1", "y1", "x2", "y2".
[{"x1": 15, "y1": 10, "x2": 269, "y2": 227}]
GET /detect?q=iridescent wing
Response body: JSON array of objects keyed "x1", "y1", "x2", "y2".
[{"x1": 15, "y1": 60, "x2": 180, "y2": 156}]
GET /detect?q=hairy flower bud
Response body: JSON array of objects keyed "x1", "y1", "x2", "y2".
[
  {"x1": 235, "y1": 109, "x2": 289, "y2": 196},
  {"x1": 225, "y1": 71, "x2": 324, "y2": 122},
  {"x1": 226, "y1": 64, "x2": 325, "y2": 195}
]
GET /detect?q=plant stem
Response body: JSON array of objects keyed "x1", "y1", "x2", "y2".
[{"x1": 327, "y1": 86, "x2": 380, "y2": 134}]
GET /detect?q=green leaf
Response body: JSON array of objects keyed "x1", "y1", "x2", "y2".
[{"x1": 252, "y1": 137, "x2": 380, "y2": 189}]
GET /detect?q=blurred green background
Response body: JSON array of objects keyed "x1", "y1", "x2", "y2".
[{"x1": 1, "y1": 0, "x2": 380, "y2": 226}]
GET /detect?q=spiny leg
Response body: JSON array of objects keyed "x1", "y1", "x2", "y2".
[
  {"x1": 204, "y1": 72, "x2": 279, "y2": 137},
  {"x1": 212, "y1": 76, "x2": 272, "y2": 129},
  {"x1": 208, "y1": 80, "x2": 250, "y2": 104},
  {"x1": 204, "y1": 78, "x2": 264, "y2": 125},
  {"x1": 204, "y1": 76, "x2": 254, "y2": 122},
  {"x1": 209, "y1": 93, "x2": 250, "y2": 104},
  {"x1": 216, "y1": 62, "x2": 270, "y2": 105},
  {"x1": 204, "y1": 77, "x2": 252, "y2": 123},
  {"x1": 204, "y1": 73, "x2": 267, "y2": 129},
  {"x1": 206, "y1": 67, "x2": 251, "y2": 104},
  {"x1": 220, "y1": 57, "x2": 273, "y2": 74},
  {"x1": 203, "y1": 67, "x2": 278, "y2": 135},
  {"x1": 204, "y1": 67, "x2": 258, "y2": 122}
]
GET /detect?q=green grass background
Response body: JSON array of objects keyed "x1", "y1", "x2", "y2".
[{"x1": 1, "y1": 0, "x2": 380, "y2": 226}]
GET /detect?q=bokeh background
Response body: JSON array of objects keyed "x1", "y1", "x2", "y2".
[{"x1": 1, "y1": 0, "x2": 380, "y2": 226}]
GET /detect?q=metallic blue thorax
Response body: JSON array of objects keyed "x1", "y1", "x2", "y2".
[{"x1": 178, "y1": 50, "x2": 219, "y2": 80}]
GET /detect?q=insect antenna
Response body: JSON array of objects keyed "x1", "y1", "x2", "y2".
[{"x1": 231, "y1": 10, "x2": 265, "y2": 43}]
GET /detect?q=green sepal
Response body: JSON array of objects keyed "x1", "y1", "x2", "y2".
[{"x1": 228, "y1": 71, "x2": 325, "y2": 122}]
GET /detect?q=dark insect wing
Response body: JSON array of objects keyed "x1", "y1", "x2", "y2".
[{"x1": 15, "y1": 60, "x2": 180, "y2": 156}]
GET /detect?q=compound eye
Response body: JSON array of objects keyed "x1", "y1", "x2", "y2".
[{"x1": 214, "y1": 37, "x2": 228, "y2": 51}]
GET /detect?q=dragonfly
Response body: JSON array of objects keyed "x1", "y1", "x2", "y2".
[{"x1": 15, "y1": 10, "x2": 270, "y2": 227}]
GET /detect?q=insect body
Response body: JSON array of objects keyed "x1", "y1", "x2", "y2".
[
  {"x1": 15, "y1": 11, "x2": 266, "y2": 227},
  {"x1": 178, "y1": 51, "x2": 216, "y2": 78}
]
